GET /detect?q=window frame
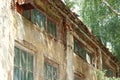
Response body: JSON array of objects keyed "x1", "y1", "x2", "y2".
[
  {"x1": 74, "y1": 38, "x2": 86, "y2": 60},
  {"x1": 74, "y1": 38, "x2": 93, "y2": 64},
  {"x1": 44, "y1": 58, "x2": 59, "y2": 80},
  {"x1": 74, "y1": 72, "x2": 84, "y2": 80},
  {"x1": 47, "y1": 18, "x2": 57, "y2": 38},
  {"x1": 15, "y1": 2, "x2": 58, "y2": 38},
  {"x1": 102, "y1": 64, "x2": 114, "y2": 77},
  {"x1": 13, "y1": 46, "x2": 34, "y2": 80}
]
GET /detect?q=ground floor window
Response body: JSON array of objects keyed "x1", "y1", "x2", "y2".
[
  {"x1": 74, "y1": 74, "x2": 82, "y2": 80},
  {"x1": 44, "y1": 59, "x2": 58, "y2": 80},
  {"x1": 13, "y1": 47, "x2": 34, "y2": 80}
]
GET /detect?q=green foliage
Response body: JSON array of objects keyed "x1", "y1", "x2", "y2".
[
  {"x1": 95, "y1": 69, "x2": 120, "y2": 80},
  {"x1": 76, "y1": 0, "x2": 120, "y2": 61},
  {"x1": 63, "y1": 0, "x2": 76, "y2": 9}
]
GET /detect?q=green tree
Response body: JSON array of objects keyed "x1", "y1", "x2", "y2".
[{"x1": 64, "y1": 0, "x2": 120, "y2": 61}]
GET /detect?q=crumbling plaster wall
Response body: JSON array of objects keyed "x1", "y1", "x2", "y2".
[
  {"x1": 0, "y1": 0, "x2": 16, "y2": 80},
  {"x1": 14, "y1": 10, "x2": 66, "y2": 80}
]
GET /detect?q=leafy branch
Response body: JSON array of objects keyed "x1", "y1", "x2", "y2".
[{"x1": 101, "y1": 0, "x2": 120, "y2": 16}]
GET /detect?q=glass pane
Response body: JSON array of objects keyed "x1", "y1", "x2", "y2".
[
  {"x1": 28, "y1": 54, "x2": 33, "y2": 71},
  {"x1": 48, "y1": 20, "x2": 52, "y2": 35},
  {"x1": 14, "y1": 67, "x2": 20, "y2": 80},
  {"x1": 31, "y1": 9, "x2": 38, "y2": 24},
  {"x1": 74, "y1": 77, "x2": 79, "y2": 80},
  {"x1": 31, "y1": 9, "x2": 46, "y2": 30},
  {"x1": 47, "y1": 64, "x2": 52, "y2": 80},
  {"x1": 23, "y1": 10, "x2": 29, "y2": 19},
  {"x1": 21, "y1": 51, "x2": 27, "y2": 69},
  {"x1": 74, "y1": 40, "x2": 79, "y2": 54},
  {"x1": 21, "y1": 70, "x2": 26, "y2": 80},
  {"x1": 44, "y1": 63, "x2": 47, "y2": 80},
  {"x1": 52, "y1": 24, "x2": 56, "y2": 37},
  {"x1": 80, "y1": 47, "x2": 86, "y2": 60},
  {"x1": 53, "y1": 67, "x2": 57, "y2": 80},
  {"x1": 28, "y1": 72, "x2": 33, "y2": 80},
  {"x1": 14, "y1": 47, "x2": 20, "y2": 66},
  {"x1": 41, "y1": 14, "x2": 46, "y2": 30}
]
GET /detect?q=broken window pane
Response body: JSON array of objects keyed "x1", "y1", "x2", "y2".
[
  {"x1": 14, "y1": 67, "x2": 20, "y2": 80},
  {"x1": 14, "y1": 47, "x2": 20, "y2": 67}
]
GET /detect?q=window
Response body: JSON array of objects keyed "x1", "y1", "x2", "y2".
[
  {"x1": 79, "y1": 47, "x2": 86, "y2": 60},
  {"x1": 13, "y1": 47, "x2": 34, "y2": 80},
  {"x1": 31, "y1": 9, "x2": 46, "y2": 30},
  {"x1": 44, "y1": 60, "x2": 58, "y2": 80},
  {"x1": 74, "y1": 40, "x2": 79, "y2": 54},
  {"x1": 15, "y1": 2, "x2": 57, "y2": 37},
  {"x1": 74, "y1": 39, "x2": 92, "y2": 64},
  {"x1": 47, "y1": 19, "x2": 57, "y2": 37},
  {"x1": 74, "y1": 39, "x2": 86, "y2": 60},
  {"x1": 103, "y1": 65, "x2": 113, "y2": 77},
  {"x1": 74, "y1": 74, "x2": 82, "y2": 80}
]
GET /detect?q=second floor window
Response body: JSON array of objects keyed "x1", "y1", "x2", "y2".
[
  {"x1": 103, "y1": 65, "x2": 113, "y2": 77},
  {"x1": 16, "y1": 3, "x2": 57, "y2": 38},
  {"x1": 47, "y1": 19, "x2": 57, "y2": 37},
  {"x1": 74, "y1": 39, "x2": 92, "y2": 64}
]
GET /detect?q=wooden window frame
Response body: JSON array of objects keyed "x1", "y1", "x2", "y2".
[
  {"x1": 102, "y1": 64, "x2": 114, "y2": 77},
  {"x1": 44, "y1": 57, "x2": 59, "y2": 80},
  {"x1": 14, "y1": 0, "x2": 57, "y2": 38},
  {"x1": 74, "y1": 38, "x2": 93, "y2": 64},
  {"x1": 13, "y1": 46, "x2": 34, "y2": 80}
]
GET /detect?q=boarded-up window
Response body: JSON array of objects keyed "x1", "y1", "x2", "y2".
[
  {"x1": 14, "y1": 47, "x2": 34, "y2": 80},
  {"x1": 44, "y1": 60, "x2": 58, "y2": 80}
]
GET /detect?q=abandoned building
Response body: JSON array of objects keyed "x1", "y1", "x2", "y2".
[{"x1": 0, "y1": 0, "x2": 120, "y2": 80}]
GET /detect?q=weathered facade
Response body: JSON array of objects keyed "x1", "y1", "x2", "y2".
[{"x1": 0, "y1": 0, "x2": 120, "y2": 80}]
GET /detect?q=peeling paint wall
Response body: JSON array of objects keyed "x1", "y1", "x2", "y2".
[{"x1": 0, "y1": 0, "x2": 15, "y2": 80}]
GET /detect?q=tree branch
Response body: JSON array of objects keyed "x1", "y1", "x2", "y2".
[{"x1": 101, "y1": 0, "x2": 120, "y2": 16}]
